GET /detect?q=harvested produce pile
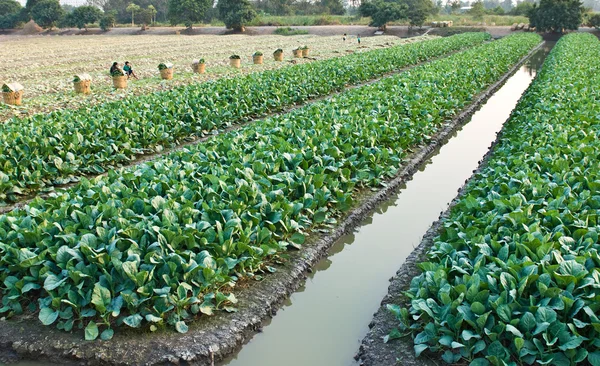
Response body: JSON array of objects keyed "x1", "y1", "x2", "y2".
[
  {"x1": 0, "y1": 33, "x2": 490, "y2": 203},
  {"x1": 389, "y1": 33, "x2": 600, "y2": 365},
  {"x1": 0, "y1": 33, "x2": 540, "y2": 340}
]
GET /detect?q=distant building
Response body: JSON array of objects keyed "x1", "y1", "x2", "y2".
[{"x1": 459, "y1": 6, "x2": 472, "y2": 12}]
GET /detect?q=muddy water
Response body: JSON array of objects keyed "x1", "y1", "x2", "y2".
[{"x1": 221, "y1": 47, "x2": 549, "y2": 366}]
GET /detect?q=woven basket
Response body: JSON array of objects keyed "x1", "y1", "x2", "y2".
[
  {"x1": 293, "y1": 49, "x2": 303, "y2": 58},
  {"x1": 192, "y1": 63, "x2": 206, "y2": 74},
  {"x1": 273, "y1": 53, "x2": 284, "y2": 61},
  {"x1": 160, "y1": 68, "x2": 173, "y2": 80},
  {"x1": 2, "y1": 90, "x2": 23, "y2": 106},
  {"x1": 73, "y1": 80, "x2": 91, "y2": 94},
  {"x1": 302, "y1": 48, "x2": 309, "y2": 57},
  {"x1": 253, "y1": 55, "x2": 264, "y2": 65},
  {"x1": 112, "y1": 75, "x2": 127, "y2": 89},
  {"x1": 230, "y1": 59, "x2": 241, "y2": 68}
]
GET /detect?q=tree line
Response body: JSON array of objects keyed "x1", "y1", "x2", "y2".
[{"x1": 0, "y1": 0, "x2": 598, "y2": 32}]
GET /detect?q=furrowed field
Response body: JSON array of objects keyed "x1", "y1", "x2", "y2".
[
  {"x1": 1, "y1": 26, "x2": 599, "y2": 366},
  {"x1": 0, "y1": 33, "x2": 405, "y2": 119}
]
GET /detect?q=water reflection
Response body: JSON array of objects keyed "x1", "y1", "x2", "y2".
[{"x1": 524, "y1": 41, "x2": 555, "y2": 76}]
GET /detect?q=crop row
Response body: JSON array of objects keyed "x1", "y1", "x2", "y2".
[
  {"x1": 0, "y1": 33, "x2": 491, "y2": 204},
  {"x1": 0, "y1": 33, "x2": 541, "y2": 340},
  {"x1": 389, "y1": 33, "x2": 600, "y2": 366}
]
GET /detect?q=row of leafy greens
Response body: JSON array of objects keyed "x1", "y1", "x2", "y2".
[
  {"x1": 387, "y1": 33, "x2": 600, "y2": 366},
  {"x1": 0, "y1": 33, "x2": 541, "y2": 340},
  {"x1": 0, "y1": 33, "x2": 492, "y2": 204}
]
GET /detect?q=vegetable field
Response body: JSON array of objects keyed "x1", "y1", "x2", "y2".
[
  {"x1": 0, "y1": 33, "x2": 540, "y2": 341},
  {"x1": 0, "y1": 33, "x2": 406, "y2": 120},
  {"x1": 389, "y1": 33, "x2": 600, "y2": 365},
  {"x1": 0, "y1": 32, "x2": 490, "y2": 204}
]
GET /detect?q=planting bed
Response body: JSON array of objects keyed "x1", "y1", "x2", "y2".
[
  {"x1": 0, "y1": 33, "x2": 490, "y2": 204},
  {"x1": 0, "y1": 33, "x2": 541, "y2": 365},
  {"x1": 360, "y1": 33, "x2": 600, "y2": 366}
]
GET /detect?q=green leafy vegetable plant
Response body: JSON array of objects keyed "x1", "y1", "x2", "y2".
[
  {"x1": 0, "y1": 33, "x2": 540, "y2": 340},
  {"x1": 0, "y1": 33, "x2": 490, "y2": 203}
]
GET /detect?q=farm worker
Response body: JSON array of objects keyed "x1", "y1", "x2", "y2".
[
  {"x1": 109, "y1": 62, "x2": 122, "y2": 75},
  {"x1": 123, "y1": 61, "x2": 139, "y2": 80},
  {"x1": 357, "y1": 34, "x2": 361, "y2": 45},
  {"x1": 343, "y1": 33, "x2": 347, "y2": 41}
]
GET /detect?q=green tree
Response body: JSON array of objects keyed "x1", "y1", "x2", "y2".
[
  {"x1": 450, "y1": 0, "x2": 460, "y2": 13},
  {"x1": 125, "y1": 2, "x2": 139, "y2": 26},
  {"x1": 135, "y1": 6, "x2": 152, "y2": 27},
  {"x1": 217, "y1": 0, "x2": 257, "y2": 32},
  {"x1": 491, "y1": 5, "x2": 505, "y2": 13},
  {"x1": 147, "y1": 4, "x2": 156, "y2": 23},
  {"x1": 65, "y1": 5, "x2": 102, "y2": 29},
  {"x1": 31, "y1": 0, "x2": 63, "y2": 28},
  {"x1": 168, "y1": 0, "x2": 211, "y2": 28},
  {"x1": 588, "y1": 12, "x2": 600, "y2": 27},
  {"x1": 359, "y1": 0, "x2": 406, "y2": 29},
  {"x1": 529, "y1": 0, "x2": 583, "y2": 32},
  {"x1": 0, "y1": 0, "x2": 20, "y2": 15},
  {"x1": 271, "y1": 0, "x2": 292, "y2": 15},
  {"x1": 99, "y1": 9, "x2": 115, "y2": 29},
  {"x1": 0, "y1": 0, "x2": 22, "y2": 29},
  {"x1": 509, "y1": 1, "x2": 533, "y2": 15},
  {"x1": 468, "y1": 0, "x2": 486, "y2": 18},
  {"x1": 406, "y1": 0, "x2": 433, "y2": 27},
  {"x1": 321, "y1": 0, "x2": 345, "y2": 14}
]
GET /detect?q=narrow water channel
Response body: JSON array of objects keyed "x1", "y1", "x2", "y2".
[{"x1": 221, "y1": 45, "x2": 551, "y2": 366}]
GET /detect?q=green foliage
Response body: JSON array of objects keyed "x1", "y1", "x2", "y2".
[
  {"x1": 229, "y1": 54, "x2": 241, "y2": 59},
  {"x1": 406, "y1": 0, "x2": 433, "y2": 27},
  {"x1": 168, "y1": 0, "x2": 211, "y2": 28},
  {"x1": 217, "y1": 0, "x2": 257, "y2": 31},
  {"x1": 529, "y1": 0, "x2": 583, "y2": 32},
  {"x1": 359, "y1": 0, "x2": 407, "y2": 29},
  {"x1": 587, "y1": 12, "x2": 600, "y2": 28},
  {"x1": 0, "y1": 0, "x2": 21, "y2": 16},
  {"x1": 30, "y1": 0, "x2": 63, "y2": 28},
  {"x1": 0, "y1": 33, "x2": 490, "y2": 204},
  {"x1": 391, "y1": 33, "x2": 600, "y2": 366},
  {"x1": 0, "y1": 0, "x2": 22, "y2": 28},
  {"x1": 273, "y1": 26, "x2": 308, "y2": 35},
  {"x1": 253, "y1": 51, "x2": 263, "y2": 56},
  {"x1": 509, "y1": 1, "x2": 533, "y2": 15},
  {"x1": 468, "y1": 0, "x2": 486, "y2": 19},
  {"x1": 320, "y1": 0, "x2": 345, "y2": 15},
  {"x1": 64, "y1": 5, "x2": 102, "y2": 29},
  {"x1": 99, "y1": 10, "x2": 115, "y2": 30},
  {"x1": 0, "y1": 33, "x2": 534, "y2": 340},
  {"x1": 135, "y1": 6, "x2": 153, "y2": 26}
]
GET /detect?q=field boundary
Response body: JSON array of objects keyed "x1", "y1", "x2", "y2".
[
  {"x1": 356, "y1": 42, "x2": 545, "y2": 366},
  {"x1": 0, "y1": 42, "x2": 543, "y2": 366},
  {"x1": 0, "y1": 39, "x2": 476, "y2": 215}
]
